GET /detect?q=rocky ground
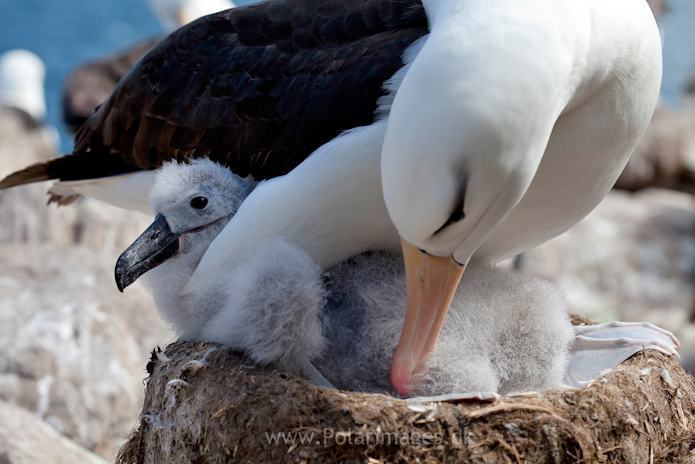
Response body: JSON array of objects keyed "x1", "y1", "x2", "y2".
[
  {"x1": 0, "y1": 182, "x2": 170, "y2": 460},
  {"x1": 0, "y1": 399, "x2": 108, "y2": 464}
]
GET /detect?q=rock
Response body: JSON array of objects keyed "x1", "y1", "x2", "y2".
[
  {"x1": 0, "y1": 400, "x2": 108, "y2": 464},
  {"x1": 117, "y1": 341, "x2": 695, "y2": 463},
  {"x1": 0, "y1": 127, "x2": 167, "y2": 458},
  {"x1": 615, "y1": 106, "x2": 689, "y2": 192},
  {"x1": 0, "y1": 243, "x2": 171, "y2": 458},
  {"x1": 517, "y1": 189, "x2": 695, "y2": 370},
  {"x1": 0, "y1": 54, "x2": 170, "y2": 459}
]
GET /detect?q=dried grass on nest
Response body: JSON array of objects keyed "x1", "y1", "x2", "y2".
[{"x1": 118, "y1": 315, "x2": 695, "y2": 464}]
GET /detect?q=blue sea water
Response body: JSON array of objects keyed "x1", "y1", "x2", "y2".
[{"x1": 0, "y1": 0, "x2": 693, "y2": 154}]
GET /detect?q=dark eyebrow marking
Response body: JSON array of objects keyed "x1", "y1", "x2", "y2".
[{"x1": 433, "y1": 175, "x2": 467, "y2": 236}]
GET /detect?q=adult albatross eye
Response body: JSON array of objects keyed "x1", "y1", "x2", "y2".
[{"x1": 190, "y1": 196, "x2": 208, "y2": 209}]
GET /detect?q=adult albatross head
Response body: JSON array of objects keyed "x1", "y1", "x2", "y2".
[
  {"x1": 380, "y1": 0, "x2": 662, "y2": 395},
  {"x1": 381, "y1": 78, "x2": 543, "y2": 395}
]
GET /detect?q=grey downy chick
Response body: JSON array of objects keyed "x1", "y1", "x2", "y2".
[{"x1": 115, "y1": 159, "x2": 329, "y2": 386}]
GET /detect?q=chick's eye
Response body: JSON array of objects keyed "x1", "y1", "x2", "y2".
[{"x1": 190, "y1": 196, "x2": 208, "y2": 209}]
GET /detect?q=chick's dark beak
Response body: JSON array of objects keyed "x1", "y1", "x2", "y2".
[{"x1": 115, "y1": 214, "x2": 180, "y2": 292}]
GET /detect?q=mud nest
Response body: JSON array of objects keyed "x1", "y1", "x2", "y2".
[{"x1": 118, "y1": 316, "x2": 695, "y2": 463}]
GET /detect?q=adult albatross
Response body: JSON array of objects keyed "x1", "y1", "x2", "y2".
[{"x1": 0, "y1": 0, "x2": 662, "y2": 395}]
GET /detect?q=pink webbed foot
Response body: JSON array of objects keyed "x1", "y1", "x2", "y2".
[{"x1": 563, "y1": 321, "x2": 680, "y2": 388}]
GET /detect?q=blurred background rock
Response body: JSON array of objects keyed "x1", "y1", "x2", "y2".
[
  {"x1": 0, "y1": 48, "x2": 170, "y2": 460},
  {"x1": 0, "y1": 244, "x2": 169, "y2": 458},
  {"x1": 0, "y1": 0, "x2": 695, "y2": 461},
  {"x1": 0, "y1": 400, "x2": 108, "y2": 464}
]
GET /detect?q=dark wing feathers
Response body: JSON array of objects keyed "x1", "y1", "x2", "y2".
[
  {"x1": 0, "y1": 163, "x2": 50, "y2": 189},
  {"x1": 1, "y1": 0, "x2": 427, "y2": 190},
  {"x1": 0, "y1": 151, "x2": 138, "y2": 189}
]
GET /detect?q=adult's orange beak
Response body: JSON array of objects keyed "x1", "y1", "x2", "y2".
[{"x1": 391, "y1": 238, "x2": 465, "y2": 396}]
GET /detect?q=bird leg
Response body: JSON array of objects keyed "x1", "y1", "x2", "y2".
[
  {"x1": 563, "y1": 321, "x2": 680, "y2": 388},
  {"x1": 297, "y1": 361, "x2": 335, "y2": 389}
]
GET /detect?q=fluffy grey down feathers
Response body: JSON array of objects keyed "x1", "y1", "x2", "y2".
[{"x1": 140, "y1": 160, "x2": 574, "y2": 396}]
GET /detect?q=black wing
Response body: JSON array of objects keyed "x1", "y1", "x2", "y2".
[{"x1": 0, "y1": 0, "x2": 427, "y2": 189}]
